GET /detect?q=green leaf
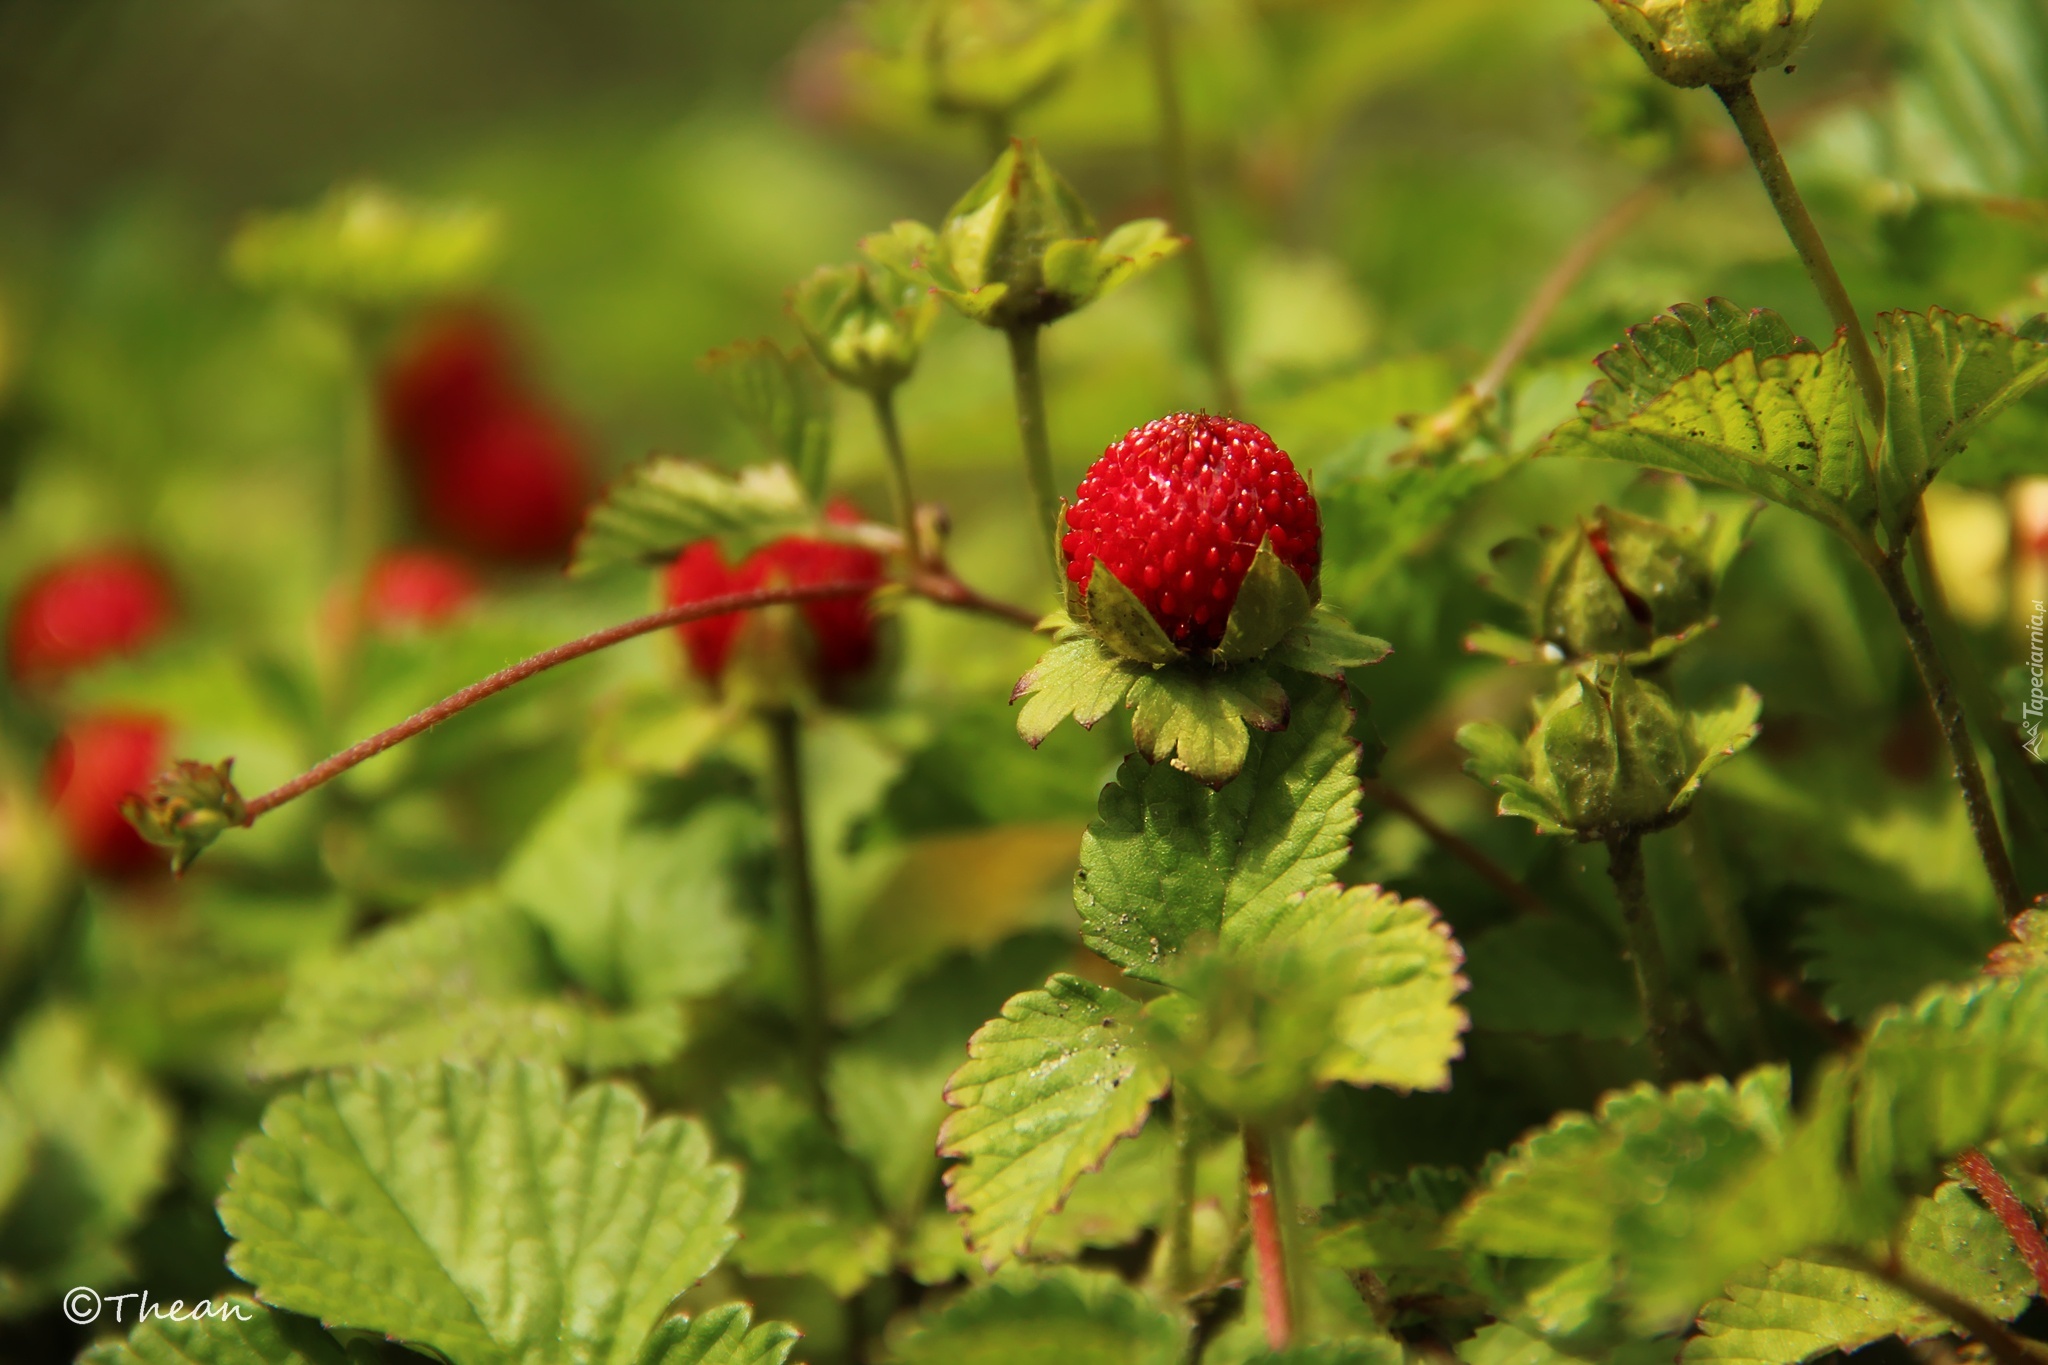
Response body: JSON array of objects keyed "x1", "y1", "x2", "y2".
[
  {"x1": 1318, "y1": 1167, "x2": 1486, "y2": 1326},
  {"x1": 572, "y1": 458, "x2": 813, "y2": 577},
  {"x1": 637, "y1": 1304, "x2": 801, "y2": 1365},
  {"x1": 884, "y1": 1266, "x2": 1187, "y2": 1365},
  {"x1": 0, "y1": 1007, "x2": 173, "y2": 1316},
  {"x1": 702, "y1": 340, "x2": 834, "y2": 500},
  {"x1": 1683, "y1": 1182, "x2": 2036, "y2": 1364},
  {"x1": 1988, "y1": 906, "x2": 2048, "y2": 976},
  {"x1": 1551, "y1": 303, "x2": 1877, "y2": 556},
  {"x1": 219, "y1": 1061, "x2": 740, "y2": 1365},
  {"x1": 1074, "y1": 680, "x2": 1360, "y2": 980},
  {"x1": 501, "y1": 774, "x2": 755, "y2": 1007},
  {"x1": 719, "y1": 1081, "x2": 889, "y2": 1297},
  {"x1": 1266, "y1": 605, "x2": 1394, "y2": 680},
  {"x1": 79, "y1": 1299, "x2": 347, "y2": 1365},
  {"x1": 1456, "y1": 1323, "x2": 1675, "y2": 1365},
  {"x1": 938, "y1": 975, "x2": 1171, "y2": 1268},
  {"x1": 226, "y1": 183, "x2": 499, "y2": 306},
  {"x1": 1462, "y1": 917, "x2": 1643, "y2": 1042},
  {"x1": 1876, "y1": 307, "x2": 2048, "y2": 537},
  {"x1": 248, "y1": 893, "x2": 686, "y2": 1079}
]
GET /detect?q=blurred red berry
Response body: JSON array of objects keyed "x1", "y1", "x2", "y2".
[
  {"x1": 2016, "y1": 478, "x2": 2048, "y2": 560},
  {"x1": 381, "y1": 310, "x2": 521, "y2": 457},
  {"x1": 7, "y1": 550, "x2": 175, "y2": 685},
  {"x1": 415, "y1": 403, "x2": 589, "y2": 563},
  {"x1": 1063, "y1": 413, "x2": 1320, "y2": 652},
  {"x1": 363, "y1": 549, "x2": 480, "y2": 631},
  {"x1": 45, "y1": 713, "x2": 167, "y2": 874},
  {"x1": 665, "y1": 506, "x2": 885, "y2": 694}
]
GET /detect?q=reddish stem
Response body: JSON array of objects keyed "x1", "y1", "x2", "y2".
[
  {"x1": 1243, "y1": 1125, "x2": 1294, "y2": 1351},
  {"x1": 1959, "y1": 1148, "x2": 2048, "y2": 1296}
]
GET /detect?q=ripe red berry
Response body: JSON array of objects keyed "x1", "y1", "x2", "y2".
[
  {"x1": 415, "y1": 403, "x2": 589, "y2": 564},
  {"x1": 7, "y1": 550, "x2": 175, "y2": 684},
  {"x1": 363, "y1": 549, "x2": 480, "y2": 631},
  {"x1": 664, "y1": 506, "x2": 885, "y2": 694},
  {"x1": 381, "y1": 310, "x2": 521, "y2": 457},
  {"x1": 44, "y1": 712, "x2": 167, "y2": 874},
  {"x1": 1063, "y1": 414, "x2": 1320, "y2": 652}
]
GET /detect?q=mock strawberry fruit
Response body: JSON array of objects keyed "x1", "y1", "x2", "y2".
[
  {"x1": 45, "y1": 712, "x2": 168, "y2": 874},
  {"x1": 1063, "y1": 414, "x2": 1320, "y2": 653},
  {"x1": 8, "y1": 550, "x2": 175, "y2": 685},
  {"x1": 665, "y1": 506, "x2": 886, "y2": 696},
  {"x1": 415, "y1": 404, "x2": 589, "y2": 563},
  {"x1": 363, "y1": 549, "x2": 480, "y2": 631},
  {"x1": 380, "y1": 310, "x2": 520, "y2": 456}
]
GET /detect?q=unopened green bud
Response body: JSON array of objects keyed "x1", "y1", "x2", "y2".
[
  {"x1": 1592, "y1": 0, "x2": 1821, "y2": 90},
  {"x1": 862, "y1": 139, "x2": 1180, "y2": 331},
  {"x1": 120, "y1": 759, "x2": 249, "y2": 875},
  {"x1": 228, "y1": 184, "x2": 500, "y2": 308},
  {"x1": 789, "y1": 263, "x2": 938, "y2": 394},
  {"x1": 918, "y1": 0, "x2": 1120, "y2": 125}
]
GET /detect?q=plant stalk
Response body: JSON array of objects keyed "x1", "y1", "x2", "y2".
[
  {"x1": 1713, "y1": 80, "x2": 1887, "y2": 430},
  {"x1": 764, "y1": 706, "x2": 834, "y2": 1122},
  {"x1": 1003, "y1": 323, "x2": 1062, "y2": 580},
  {"x1": 1136, "y1": 0, "x2": 1240, "y2": 415},
  {"x1": 1838, "y1": 1247, "x2": 2048, "y2": 1365},
  {"x1": 1606, "y1": 832, "x2": 1680, "y2": 1081},
  {"x1": 868, "y1": 387, "x2": 924, "y2": 564},
  {"x1": 1243, "y1": 1124, "x2": 1295, "y2": 1351},
  {"x1": 1959, "y1": 1148, "x2": 2048, "y2": 1296},
  {"x1": 1871, "y1": 550, "x2": 2027, "y2": 916},
  {"x1": 1166, "y1": 1095, "x2": 1199, "y2": 1297}
]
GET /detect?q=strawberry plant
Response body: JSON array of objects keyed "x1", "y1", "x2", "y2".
[{"x1": 3, "y1": 1, "x2": 2048, "y2": 1364}]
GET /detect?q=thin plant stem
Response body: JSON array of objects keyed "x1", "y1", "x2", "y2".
[
  {"x1": 1871, "y1": 549, "x2": 2027, "y2": 916},
  {"x1": 1166, "y1": 1095, "x2": 1198, "y2": 1297},
  {"x1": 1360, "y1": 778, "x2": 1553, "y2": 919},
  {"x1": 1837, "y1": 1247, "x2": 2048, "y2": 1365},
  {"x1": 1713, "y1": 80, "x2": 1886, "y2": 429},
  {"x1": 233, "y1": 574, "x2": 1035, "y2": 825},
  {"x1": 764, "y1": 706, "x2": 833, "y2": 1123},
  {"x1": 1605, "y1": 832, "x2": 1680, "y2": 1081},
  {"x1": 1135, "y1": 0, "x2": 1240, "y2": 415},
  {"x1": 1959, "y1": 1148, "x2": 2048, "y2": 1296},
  {"x1": 1004, "y1": 323, "x2": 1062, "y2": 580},
  {"x1": 1242, "y1": 1124, "x2": 1295, "y2": 1351},
  {"x1": 868, "y1": 386, "x2": 924, "y2": 562},
  {"x1": 1679, "y1": 811, "x2": 1774, "y2": 1063}
]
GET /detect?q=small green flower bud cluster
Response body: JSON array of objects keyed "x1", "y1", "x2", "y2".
[
  {"x1": 1592, "y1": 0, "x2": 1821, "y2": 90},
  {"x1": 789, "y1": 264, "x2": 938, "y2": 395}
]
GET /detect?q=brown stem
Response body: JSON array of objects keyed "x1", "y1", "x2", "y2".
[
  {"x1": 1838, "y1": 1247, "x2": 2046, "y2": 1365},
  {"x1": 1871, "y1": 549, "x2": 2026, "y2": 916},
  {"x1": 1136, "y1": 0, "x2": 1240, "y2": 415},
  {"x1": 1959, "y1": 1148, "x2": 2048, "y2": 1296},
  {"x1": 240, "y1": 574, "x2": 1036, "y2": 823},
  {"x1": 1606, "y1": 832, "x2": 1680, "y2": 1081},
  {"x1": 1361, "y1": 778, "x2": 1552, "y2": 918},
  {"x1": 1243, "y1": 1124, "x2": 1294, "y2": 1351}
]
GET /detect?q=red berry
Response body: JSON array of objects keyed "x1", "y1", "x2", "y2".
[
  {"x1": 416, "y1": 403, "x2": 589, "y2": 564},
  {"x1": 1063, "y1": 414, "x2": 1320, "y2": 652},
  {"x1": 7, "y1": 551, "x2": 175, "y2": 684},
  {"x1": 363, "y1": 549, "x2": 480, "y2": 631},
  {"x1": 44, "y1": 712, "x2": 167, "y2": 874},
  {"x1": 664, "y1": 504, "x2": 885, "y2": 694},
  {"x1": 381, "y1": 310, "x2": 521, "y2": 457}
]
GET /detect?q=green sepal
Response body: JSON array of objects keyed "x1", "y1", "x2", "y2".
[
  {"x1": 571, "y1": 459, "x2": 815, "y2": 578},
  {"x1": 1215, "y1": 536, "x2": 1318, "y2": 664},
  {"x1": 226, "y1": 183, "x2": 500, "y2": 307},
  {"x1": 1084, "y1": 562, "x2": 1183, "y2": 665},
  {"x1": 120, "y1": 758, "x2": 249, "y2": 875}
]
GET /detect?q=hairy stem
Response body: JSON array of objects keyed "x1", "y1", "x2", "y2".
[
  {"x1": 1243, "y1": 1124, "x2": 1295, "y2": 1351},
  {"x1": 1606, "y1": 832, "x2": 1680, "y2": 1081},
  {"x1": 868, "y1": 387, "x2": 924, "y2": 563},
  {"x1": 1871, "y1": 550, "x2": 2026, "y2": 916},
  {"x1": 1166, "y1": 1095, "x2": 1199, "y2": 1297},
  {"x1": 1837, "y1": 1247, "x2": 2048, "y2": 1365},
  {"x1": 1959, "y1": 1148, "x2": 2048, "y2": 1296},
  {"x1": 1713, "y1": 80, "x2": 1887, "y2": 429},
  {"x1": 1361, "y1": 778, "x2": 1553, "y2": 919},
  {"x1": 1136, "y1": 0, "x2": 1240, "y2": 415},
  {"x1": 1004, "y1": 323, "x2": 1062, "y2": 580},
  {"x1": 764, "y1": 706, "x2": 833, "y2": 1121},
  {"x1": 1680, "y1": 811, "x2": 1774, "y2": 1063},
  {"x1": 235, "y1": 574, "x2": 1033, "y2": 824}
]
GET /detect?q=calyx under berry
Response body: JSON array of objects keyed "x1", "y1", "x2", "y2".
[
  {"x1": 1593, "y1": 0, "x2": 1821, "y2": 90},
  {"x1": 1062, "y1": 414, "x2": 1321, "y2": 663}
]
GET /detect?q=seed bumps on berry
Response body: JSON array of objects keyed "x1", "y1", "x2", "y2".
[{"x1": 1063, "y1": 414, "x2": 1320, "y2": 654}]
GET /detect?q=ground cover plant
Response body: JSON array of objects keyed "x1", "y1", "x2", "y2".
[{"x1": 3, "y1": 0, "x2": 2048, "y2": 1361}]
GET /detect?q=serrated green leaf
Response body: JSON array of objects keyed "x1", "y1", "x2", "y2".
[
  {"x1": 1553, "y1": 304, "x2": 1876, "y2": 556},
  {"x1": 637, "y1": 1304, "x2": 801, "y2": 1365},
  {"x1": 938, "y1": 975, "x2": 1171, "y2": 1268},
  {"x1": 884, "y1": 1266, "x2": 1187, "y2": 1365},
  {"x1": 1877, "y1": 307, "x2": 2048, "y2": 536},
  {"x1": 1216, "y1": 537, "x2": 1318, "y2": 664},
  {"x1": 219, "y1": 1061, "x2": 740, "y2": 1365},
  {"x1": 719, "y1": 1081, "x2": 889, "y2": 1297},
  {"x1": 1074, "y1": 680, "x2": 1359, "y2": 980},
  {"x1": 1456, "y1": 1323, "x2": 1675, "y2": 1365},
  {"x1": 79, "y1": 1299, "x2": 347, "y2": 1365},
  {"x1": 702, "y1": 340, "x2": 834, "y2": 500},
  {"x1": 1683, "y1": 1182, "x2": 2036, "y2": 1364},
  {"x1": 572, "y1": 459, "x2": 813, "y2": 577},
  {"x1": 248, "y1": 893, "x2": 686, "y2": 1079},
  {"x1": 1013, "y1": 632, "x2": 1142, "y2": 747},
  {"x1": 501, "y1": 774, "x2": 755, "y2": 1007},
  {"x1": 1126, "y1": 664, "x2": 1289, "y2": 786}
]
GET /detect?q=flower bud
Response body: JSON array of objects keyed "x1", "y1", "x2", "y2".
[
  {"x1": 862, "y1": 140, "x2": 1180, "y2": 331},
  {"x1": 119, "y1": 757, "x2": 249, "y2": 876},
  {"x1": 1592, "y1": 0, "x2": 1821, "y2": 90},
  {"x1": 789, "y1": 263, "x2": 938, "y2": 394}
]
